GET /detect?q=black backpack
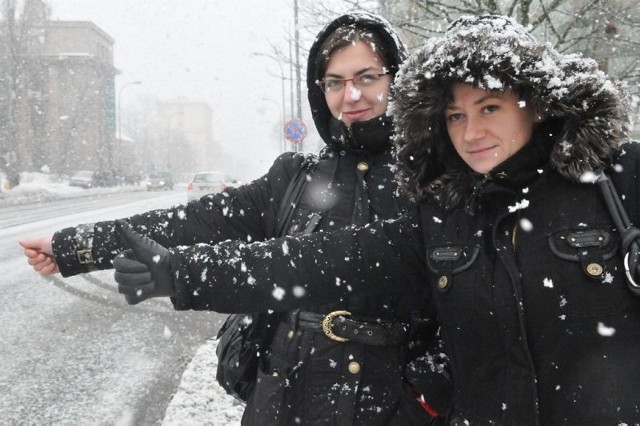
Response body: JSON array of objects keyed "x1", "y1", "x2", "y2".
[{"x1": 215, "y1": 156, "x2": 316, "y2": 402}]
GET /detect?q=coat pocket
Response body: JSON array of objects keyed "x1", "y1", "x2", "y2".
[
  {"x1": 426, "y1": 244, "x2": 481, "y2": 324},
  {"x1": 244, "y1": 357, "x2": 288, "y2": 425},
  {"x1": 547, "y1": 228, "x2": 628, "y2": 316}
]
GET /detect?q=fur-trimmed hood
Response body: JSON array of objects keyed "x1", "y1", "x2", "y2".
[
  {"x1": 307, "y1": 12, "x2": 407, "y2": 150},
  {"x1": 390, "y1": 15, "x2": 631, "y2": 206}
]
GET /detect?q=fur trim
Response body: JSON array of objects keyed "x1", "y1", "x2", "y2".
[{"x1": 390, "y1": 15, "x2": 631, "y2": 203}]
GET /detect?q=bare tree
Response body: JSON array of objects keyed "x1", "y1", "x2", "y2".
[
  {"x1": 0, "y1": 0, "x2": 49, "y2": 186},
  {"x1": 379, "y1": 0, "x2": 639, "y2": 88}
]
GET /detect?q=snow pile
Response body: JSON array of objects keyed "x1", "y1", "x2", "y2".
[
  {"x1": 0, "y1": 172, "x2": 143, "y2": 206},
  {"x1": 162, "y1": 338, "x2": 244, "y2": 425}
]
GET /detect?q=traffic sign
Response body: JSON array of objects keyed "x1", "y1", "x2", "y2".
[{"x1": 284, "y1": 119, "x2": 307, "y2": 144}]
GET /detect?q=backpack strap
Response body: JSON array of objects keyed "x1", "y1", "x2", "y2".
[
  {"x1": 596, "y1": 172, "x2": 640, "y2": 295},
  {"x1": 273, "y1": 154, "x2": 317, "y2": 237}
]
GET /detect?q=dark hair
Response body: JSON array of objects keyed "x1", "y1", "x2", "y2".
[{"x1": 315, "y1": 25, "x2": 391, "y2": 81}]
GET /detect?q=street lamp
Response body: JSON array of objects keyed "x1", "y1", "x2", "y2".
[
  {"x1": 116, "y1": 80, "x2": 142, "y2": 173},
  {"x1": 253, "y1": 52, "x2": 288, "y2": 150}
]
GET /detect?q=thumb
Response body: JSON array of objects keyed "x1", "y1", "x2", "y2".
[{"x1": 115, "y1": 220, "x2": 166, "y2": 265}]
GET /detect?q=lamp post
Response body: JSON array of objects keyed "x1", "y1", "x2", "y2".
[
  {"x1": 261, "y1": 97, "x2": 285, "y2": 152},
  {"x1": 116, "y1": 80, "x2": 141, "y2": 173},
  {"x1": 252, "y1": 52, "x2": 287, "y2": 150}
]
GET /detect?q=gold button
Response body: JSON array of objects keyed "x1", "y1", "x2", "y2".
[
  {"x1": 437, "y1": 275, "x2": 449, "y2": 289},
  {"x1": 357, "y1": 162, "x2": 369, "y2": 172},
  {"x1": 287, "y1": 330, "x2": 294, "y2": 339},
  {"x1": 348, "y1": 361, "x2": 361, "y2": 374},
  {"x1": 586, "y1": 263, "x2": 603, "y2": 276}
]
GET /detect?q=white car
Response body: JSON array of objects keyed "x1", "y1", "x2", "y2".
[{"x1": 187, "y1": 171, "x2": 232, "y2": 201}]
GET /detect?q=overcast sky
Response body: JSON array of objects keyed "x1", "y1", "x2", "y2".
[{"x1": 48, "y1": 0, "x2": 311, "y2": 180}]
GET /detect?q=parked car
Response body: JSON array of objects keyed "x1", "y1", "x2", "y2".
[
  {"x1": 187, "y1": 171, "x2": 231, "y2": 201},
  {"x1": 93, "y1": 170, "x2": 117, "y2": 187},
  {"x1": 146, "y1": 171, "x2": 174, "y2": 191},
  {"x1": 69, "y1": 170, "x2": 117, "y2": 188},
  {"x1": 69, "y1": 170, "x2": 95, "y2": 188}
]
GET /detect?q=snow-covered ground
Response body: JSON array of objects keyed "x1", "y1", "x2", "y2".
[
  {"x1": 162, "y1": 339, "x2": 244, "y2": 425},
  {"x1": 3, "y1": 172, "x2": 244, "y2": 424}
]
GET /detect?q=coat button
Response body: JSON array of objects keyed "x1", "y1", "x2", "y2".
[
  {"x1": 287, "y1": 330, "x2": 294, "y2": 339},
  {"x1": 357, "y1": 162, "x2": 369, "y2": 172},
  {"x1": 348, "y1": 361, "x2": 361, "y2": 374},
  {"x1": 586, "y1": 263, "x2": 604, "y2": 277},
  {"x1": 437, "y1": 275, "x2": 449, "y2": 289}
]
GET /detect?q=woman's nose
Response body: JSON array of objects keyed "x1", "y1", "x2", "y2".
[
  {"x1": 464, "y1": 116, "x2": 485, "y2": 141},
  {"x1": 342, "y1": 80, "x2": 362, "y2": 102}
]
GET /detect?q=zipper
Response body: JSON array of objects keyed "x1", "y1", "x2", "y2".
[{"x1": 464, "y1": 173, "x2": 492, "y2": 215}]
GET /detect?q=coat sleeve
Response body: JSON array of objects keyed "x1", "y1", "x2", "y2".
[
  {"x1": 52, "y1": 152, "x2": 307, "y2": 277},
  {"x1": 169, "y1": 208, "x2": 427, "y2": 313}
]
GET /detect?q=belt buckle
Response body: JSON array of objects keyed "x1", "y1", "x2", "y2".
[{"x1": 321, "y1": 310, "x2": 351, "y2": 342}]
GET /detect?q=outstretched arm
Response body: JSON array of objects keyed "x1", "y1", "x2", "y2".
[
  {"x1": 169, "y1": 210, "x2": 427, "y2": 313},
  {"x1": 112, "y1": 209, "x2": 427, "y2": 312},
  {"x1": 37, "y1": 152, "x2": 305, "y2": 278},
  {"x1": 19, "y1": 236, "x2": 59, "y2": 276}
]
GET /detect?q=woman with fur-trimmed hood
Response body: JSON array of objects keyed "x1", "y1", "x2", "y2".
[
  {"x1": 109, "y1": 15, "x2": 640, "y2": 424},
  {"x1": 387, "y1": 15, "x2": 640, "y2": 423}
]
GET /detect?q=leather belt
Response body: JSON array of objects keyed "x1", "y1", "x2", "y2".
[{"x1": 290, "y1": 310, "x2": 409, "y2": 346}]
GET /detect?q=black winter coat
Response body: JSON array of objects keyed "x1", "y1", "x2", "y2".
[
  {"x1": 167, "y1": 140, "x2": 640, "y2": 425},
  {"x1": 52, "y1": 12, "x2": 446, "y2": 426}
]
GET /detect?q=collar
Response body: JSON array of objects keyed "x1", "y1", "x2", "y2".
[
  {"x1": 328, "y1": 115, "x2": 393, "y2": 154},
  {"x1": 463, "y1": 130, "x2": 554, "y2": 214}
]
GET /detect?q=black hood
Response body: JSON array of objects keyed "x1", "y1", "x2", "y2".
[
  {"x1": 390, "y1": 15, "x2": 631, "y2": 205},
  {"x1": 307, "y1": 12, "x2": 407, "y2": 150}
]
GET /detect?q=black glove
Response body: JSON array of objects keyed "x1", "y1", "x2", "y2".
[{"x1": 113, "y1": 220, "x2": 176, "y2": 305}]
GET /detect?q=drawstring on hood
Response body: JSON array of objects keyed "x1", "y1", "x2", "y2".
[{"x1": 390, "y1": 15, "x2": 631, "y2": 208}]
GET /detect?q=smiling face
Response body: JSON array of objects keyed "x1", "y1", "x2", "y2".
[
  {"x1": 323, "y1": 41, "x2": 391, "y2": 127},
  {"x1": 445, "y1": 84, "x2": 537, "y2": 174}
]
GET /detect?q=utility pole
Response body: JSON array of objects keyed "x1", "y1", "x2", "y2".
[{"x1": 293, "y1": 0, "x2": 303, "y2": 152}]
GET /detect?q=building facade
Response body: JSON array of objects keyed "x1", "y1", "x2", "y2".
[
  {"x1": 1, "y1": 10, "x2": 118, "y2": 179},
  {"x1": 155, "y1": 101, "x2": 214, "y2": 174}
]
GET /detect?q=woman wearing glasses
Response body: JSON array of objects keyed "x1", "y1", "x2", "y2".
[{"x1": 21, "y1": 12, "x2": 449, "y2": 425}]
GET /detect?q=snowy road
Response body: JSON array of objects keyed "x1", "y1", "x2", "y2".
[{"x1": 1, "y1": 190, "x2": 232, "y2": 424}]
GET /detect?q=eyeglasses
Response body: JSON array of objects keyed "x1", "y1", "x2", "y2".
[{"x1": 316, "y1": 72, "x2": 389, "y2": 94}]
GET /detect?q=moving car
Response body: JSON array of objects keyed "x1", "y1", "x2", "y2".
[
  {"x1": 146, "y1": 171, "x2": 174, "y2": 191},
  {"x1": 187, "y1": 171, "x2": 232, "y2": 201}
]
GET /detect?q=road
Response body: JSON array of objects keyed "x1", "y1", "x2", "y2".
[{"x1": 0, "y1": 189, "x2": 226, "y2": 424}]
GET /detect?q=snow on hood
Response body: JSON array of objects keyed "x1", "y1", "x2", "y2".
[{"x1": 390, "y1": 15, "x2": 631, "y2": 203}]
